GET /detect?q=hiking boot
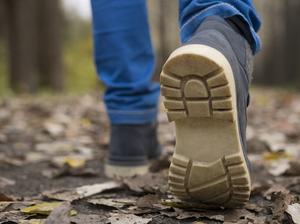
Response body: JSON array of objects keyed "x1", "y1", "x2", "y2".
[
  {"x1": 105, "y1": 123, "x2": 161, "y2": 178},
  {"x1": 160, "y1": 16, "x2": 253, "y2": 208}
]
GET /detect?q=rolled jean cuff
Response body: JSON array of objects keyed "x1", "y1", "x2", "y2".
[
  {"x1": 180, "y1": 3, "x2": 261, "y2": 54},
  {"x1": 107, "y1": 108, "x2": 158, "y2": 124}
]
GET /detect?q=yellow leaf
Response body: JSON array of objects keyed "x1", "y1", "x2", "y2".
[
  {"x1": 64, "y1": 157, "x2": 85, "y2": 168},
  {"x1": 69, "y1": 209, "x2": 78, "y2": 216},
  {"x1": 21, "y1": 202, "x2": 62, "y2": 215},
  {"x1": 263, "y1": 151, "x2": 290, "y2": 161},
  {"x1": 80, "y1": 118, "x2": 92, "y2": 128}
]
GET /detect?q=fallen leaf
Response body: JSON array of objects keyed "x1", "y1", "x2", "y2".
[
  {"x1": 123, "y1": 173, "x2": 167, "y2": 194},
  {"x1": 43, "y1": 189, "x2": 80, "y2": 202},
  {"x1": 263, "y1": 151, "x2": 291, "y2": 161},
  {"x1": 35, "y1": 142, "x2": 73, "y2": 154},
  {"x1": 0, "y1": 210, "x2": 33, "y2": 223},
  {"x1": 0, "y1": 134, "x2": 7, "y2": 143},
  {"x1": 0, "y1": 153, "x2": 23, "y2": 166},
  {"x1": 0, "y1": 202, "x2": 11, "y2": 212},
  {"x1": 264, "y1": 185, "x2": 294, "y2": 222},
  {"x1": 251, "y1": 182, "x2": 270, "y2": 196},
  {"x1": 70, "y1": 214, "x2": 106, "y2": 224},
  {"x1": 268, "y1": 160, "x2": 290, "y2": 176},
  {"x1": 44, "y1": 181, "x2": 122, "y2": 202},
  {"x1": 25, "y1": 152, "x2": 48, "y2": 163},
  {"x1": 0, "y1": 201, "x2": 35, "y2": 213},
  {"x1": 149, "y1": 153, "x2": 171, "y2": 173},
  {"x1": 0, "y1": 193, "x2": 14, "y2": 202},
  {"x1": 244, "y1": 203, "x2": 263, "y2": 213},
  {"x1": 87, "y1": 198, "x2": 135, "y2": 210},
  {"x1": 247, "y1": 137, "x2": 271, "y2": 154},
  {"x1": 285, "y1": 161, "x2": 300, "y2": 176},
  {"x1": 107, "y1": 213, "x2": 152, "y2": 224},
  {"x1": 44, "y1": 121, "x2": 64, "y2": 137},
  {"x1": 76, "y1": 181, "x2": 122, "y2": 198},
  {"x1": 136, "y1": 194, "x2": 162, "y2": 209},
  {"x1": 259, "y1": 132, "x2": 286, "y2": 152},
  {"x1": 224, "y1": 208, "x2": 266, "y2": 223},
  {"x1": 286, "y1": 203, "x2": 300, "y2": 224},
  {"x1": 0, "y1": 176, "x2": 15, "y2": 188},
  {"x1": 174, "y1": 208, "x2": 224, "y2": 221},
  {"x1": 20, "y1": 220, "x2": 44, "y2": 224},
  {"x1": 264, "y1": 185, "x2": 290, "y2": 200},
  {"x1": 161, "y1": 198, "x2": 218, "y2": 210},
  {"x1": 64, "y1": 157, "x2": 85, "y2": 168},
  {"x1": 21, "y1": 202, "x2": 63, "y2": 215},
  {"x1": 44, "y1": 202, "x2": 72, "y2": 224},
  {"x1": 52, "y1": 156, "x2": 86, "y2": 169},
  {"x1": 42, "y1": 166, "x2": 97, "y2": 179}
]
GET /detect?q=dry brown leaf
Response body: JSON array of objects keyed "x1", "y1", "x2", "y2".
[
  {"x1": 259, "y1": 132, "x2": 286, "y2": 152},
  {"x1": 268, "y1": 160, "x2": 290, "y2": 176},
  {"x1": 0, "y1": 192, "x2": 14, "y2": 202},
  {"x1": 247, "y1": 137, "x2": 271, "y2": 154},
  {"x1": 0, "y1": 202, "x2": 11, "y2": 212},
  {"x1": 44, "y1": 121, "x2": 64, "y2": 137},
  {"x1": 44, "y1": 202, "x2": 72, "y2": 224},
  {"x1": 70, "y1": 214, "x2": 105, "y2": 224},
  {"x1": 76, "y1": 181, "x2": 122, "y2": 198},
  {"x1": 43, "y1": 189, "x2": 80, "y2": 202},
  {"x1": 264, "y1": 185, "x2": 290, "y2": 200},
  {"x1": 107, "y1": 213, "x2": 152, "y2": 224},
  {"x1": 174, "y1": 208, "x2": 224, "y2": 221},
  {"x1": 264, "y1": 185, "x2": 294, "y2": 222},
  {"x1": 123, "y1": 173, "x2": 167, "y2": 194},
  {"x1": 43, "y1": 181, "x2": 122, "y2": 202},
  {"x1": 87, "y1": 198, "x2": 135, "y2": 209},
  {"x1": 286, "y1": 203, "x2": 300, "y2": 224},
  {"x1": 224, "y1": 208, "x2": 266, "y2": 223},
  {"x1": 0, "y1": 211, "x2": 33, "y2": 223},
  {"x1": 285, "y1": 161, "x2": 300, "y2": 176},
  {"x1": 20, "y1": 219, "x2": 45, "y2": 224},
  {"x1": 0, "y1": 176, "x2": 15, "y2": 188},
  {"x1": 136, "y1": 194, "x2": 161, "y2": 209}
]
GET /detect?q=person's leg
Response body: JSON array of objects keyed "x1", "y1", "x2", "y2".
[
  {"x1": 91, "y1": 0, "x2": 160, "y2": 124},
  {"x1": 91, "y1": 0, "x2": 161, "y2": 177},
  {"x1": 179, "y1": 0, "x2": 261, "y2": 53},
  {"x1": 161, "y1": 1, "x2": 261, "y2": 207}
]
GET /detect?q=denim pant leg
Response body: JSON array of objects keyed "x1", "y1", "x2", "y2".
[
  {"x1": 91, "y1": 0, "x2": 160, "y2": 124},
  {"x1": 179, "y1": 0, "x2": 261, "y2": 54}
]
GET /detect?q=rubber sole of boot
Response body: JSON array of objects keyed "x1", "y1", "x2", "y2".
[
  {"x1": 160, "y1": 44, "x2": 251, "y2": 208},
  {"x1": 105, "y1": 163, "x2": 149, "y2": 179}
]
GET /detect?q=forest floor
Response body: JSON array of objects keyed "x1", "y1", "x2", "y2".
[{"x1": 1, "y1": 87, "x2": 300, "y2": 224}]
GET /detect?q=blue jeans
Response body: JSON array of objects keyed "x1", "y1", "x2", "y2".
[{"x1": 91, "y1": 0, "x2": 261, "y2": 124}]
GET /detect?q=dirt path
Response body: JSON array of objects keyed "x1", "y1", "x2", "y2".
[{"x1": 1, "y1": 88, "x2": 300, "y2": 223}]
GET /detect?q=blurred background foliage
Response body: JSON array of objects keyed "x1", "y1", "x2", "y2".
[{"x1": 0, "y1": 0, "x2": 299, "y2": 97}]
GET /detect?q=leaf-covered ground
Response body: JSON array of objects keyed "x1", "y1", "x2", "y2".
[{"x1": 1, "y1": 87, "x2": 300, "y2": 224}]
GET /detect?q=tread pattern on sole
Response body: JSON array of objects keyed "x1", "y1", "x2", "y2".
[
  {"x1": 162, "y1": 51, "x2": 250, "y2": 208},
  {"x1": 161, "y1": 67, "x2": 234, "y2": 122},
  {"x1": 168, "y1": 153, "x2": 250, "y2": 208}
]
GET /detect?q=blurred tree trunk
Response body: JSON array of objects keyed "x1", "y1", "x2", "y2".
[
  {"x1": 3, "y1": 0, "x2": 64, "y2": 93},
  {"x1": 285, "y1": 0, "x2": 300, "y2": 83},
  {"x1": 148, "y1": 0, "x2": 179, "y2": 80},
  {"x1": 254, "y1": 0, "x2": 300, "y2": 86},
  {"x1": 37, "y1": 0, "x2": 64, "y2": 91},
  {"x1": 0, "y1": 0, "x2": 6, "y2": 38},
  {"x1": 4, "y1": 0, "x2": 39, "y2": 92}
]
